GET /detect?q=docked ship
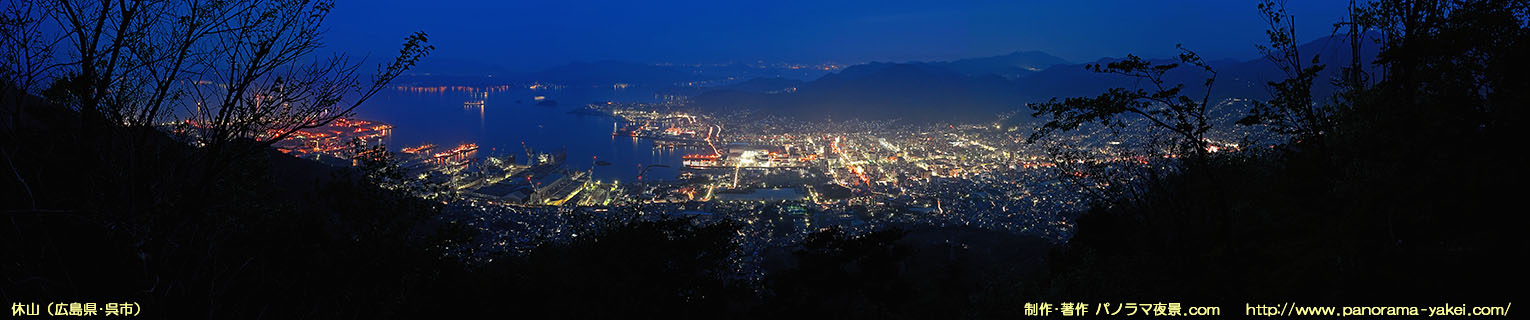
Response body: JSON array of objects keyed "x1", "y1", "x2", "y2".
[
  {"x1": 401, "y1": 144, "x2": 437, "y2": 155},
  {"x1": 431, "y1": 143, "x2": 480, "y2": 167}
]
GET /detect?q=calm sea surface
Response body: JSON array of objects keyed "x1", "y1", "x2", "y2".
[{"x1": 353, "y1": 87, "x2": 690, "y2": 181}]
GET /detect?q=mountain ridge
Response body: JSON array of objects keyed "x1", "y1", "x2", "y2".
[{"x1": 692, "y1": 34, "x2": 1382, "y2": 123}]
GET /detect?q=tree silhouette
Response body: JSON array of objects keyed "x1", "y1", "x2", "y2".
[
  {"x1": 1044, "y1": 0, "x2": 1530, "y2": 303},
  {"x1": 10, "y1": 0, "x2": 431, "y2": 187},
  {"x1": 1238, "y1": 0, "x2": 1334, "y2": 139},
  {"x1": 1028, "y1": 45, "x2": 1219, "y2": 154}
]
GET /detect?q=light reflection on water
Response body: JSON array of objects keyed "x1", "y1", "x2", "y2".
[{"x1": 354, "y1": 87, "x2": 689, "y2": 181}]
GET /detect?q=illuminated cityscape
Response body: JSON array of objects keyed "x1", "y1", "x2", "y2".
[
  {"x1": 271, "y1": 90, "x2": 1273, "y2": 268},
  {"x1": 6, "y1": 0, "x2": 1522, "y2": 317}
]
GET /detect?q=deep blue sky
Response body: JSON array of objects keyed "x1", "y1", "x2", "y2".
[{"x1": 325, "y1": 0, "x2": 1351, "y2": 72}]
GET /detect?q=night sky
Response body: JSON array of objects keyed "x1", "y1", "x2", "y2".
[{"x1": 325, "y1": 0, "x2": 1351, "y2": 72}]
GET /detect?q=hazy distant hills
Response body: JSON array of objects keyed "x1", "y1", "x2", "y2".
[
  {"x1": 697, "y1": 63, "x2": 1027, "y2": 122},
  {"x1": 657, "y1": 77, "x2": 806, "y2": 97},
  {"x1": 390, "y1": 34, "x2": 1380, "y2": 124},
  {"x1": 713, "y1": 77, "x2": 805, "y2": 93},
  {"x1": 691, "y1": 53, "x2": 1065, "y2": 122},
  {"x1": 526, "y1": 61, "x2": 698, "y2": 86},
  {"x1": 1014, "y1": 33, "x2": 1382, "y2": 103},
  {"x1": 924, "y1": 50, "x2": 1071, "y2": 78},
  {"x1": 408, "y1": 57, "x2": 516, "y2": 77},
  {"x1": 396, "y1": 60, "x2": 704, "y2": 87},
  {"x1": 398, "y1": 60, "x2": 831, "y2": 88},
  {"x1": 694, "y1": 34, "x2": 1381, "y2": 123}
]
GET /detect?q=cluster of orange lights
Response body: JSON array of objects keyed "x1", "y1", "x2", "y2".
[
  {"x1": 1019, "y1": 162, "x2": 1057, "y2": 169},
  {"x1": 663, "y1": 127, "x2": 696, "y2": 135},
  {"x1": 401, "y1": 144, "x2": 436, "y2": 154},
  {"x1": 283, "y1": 119, "x2": 391, "y2": 140},
  {"x1": 432, "y1": 143, "x2": 478, "y2": 159},
  {"x1": 677, "y1": 186, "x2": 698, "y2": 200},
  {"x1": 849, "y1": 165, "x2": 871, "y2": 185}
]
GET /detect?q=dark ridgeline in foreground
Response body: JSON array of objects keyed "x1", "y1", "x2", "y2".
[{"x1": 4, "y1": 0, "x2": 1528, "y2": 318}]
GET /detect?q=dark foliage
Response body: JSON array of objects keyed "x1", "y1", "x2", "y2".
[
  {"x1": 464, "y1": 218, "x2": 751, "y2": 318},
  {"x1": 6, "y1": 1, "x2": 1529, "y2": 319},
  {"x1": 1040, "y1": 0, "x2": 1530, "y2": 303},
  {"x1": 0, "y1": 103, "x2": 456, "y2": 317},
  {"x1": 1027, "y1": 46, "x2": 1219, "y2": 153}
]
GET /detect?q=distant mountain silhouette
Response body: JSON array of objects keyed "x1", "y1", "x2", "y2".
[
  {"x1": 408, "y1": 57, "x2": 516, "y2": 77},
  {"x1": 716, "y1": 77, "x2": 805, "y2": 93},
  {"x1": 1015, "y1": 32, "x2": 1383, "y2": 103},
  {"x1": 696, "y1": 62, "x2": 1026, "y2": 122},
  {"x1": 399, "y1": 60, "x2": 832, "y2": 89},
  {"x1": 695, "y1": 35, "x2": 1382, "y2": 123},
  {"x1": 526, "y1": 60, "x2": 701, "y2": 86},
  {"x1": 659, "y1": 77, "x2": 805, "y2": 97},
  {"x1": 924, "y1": 50, "x2": 1070, "y2": 78}
]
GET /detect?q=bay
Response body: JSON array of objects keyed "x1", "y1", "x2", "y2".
[{"x1": 353, "y1": 86, "x2": 691, "y2": 182}]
